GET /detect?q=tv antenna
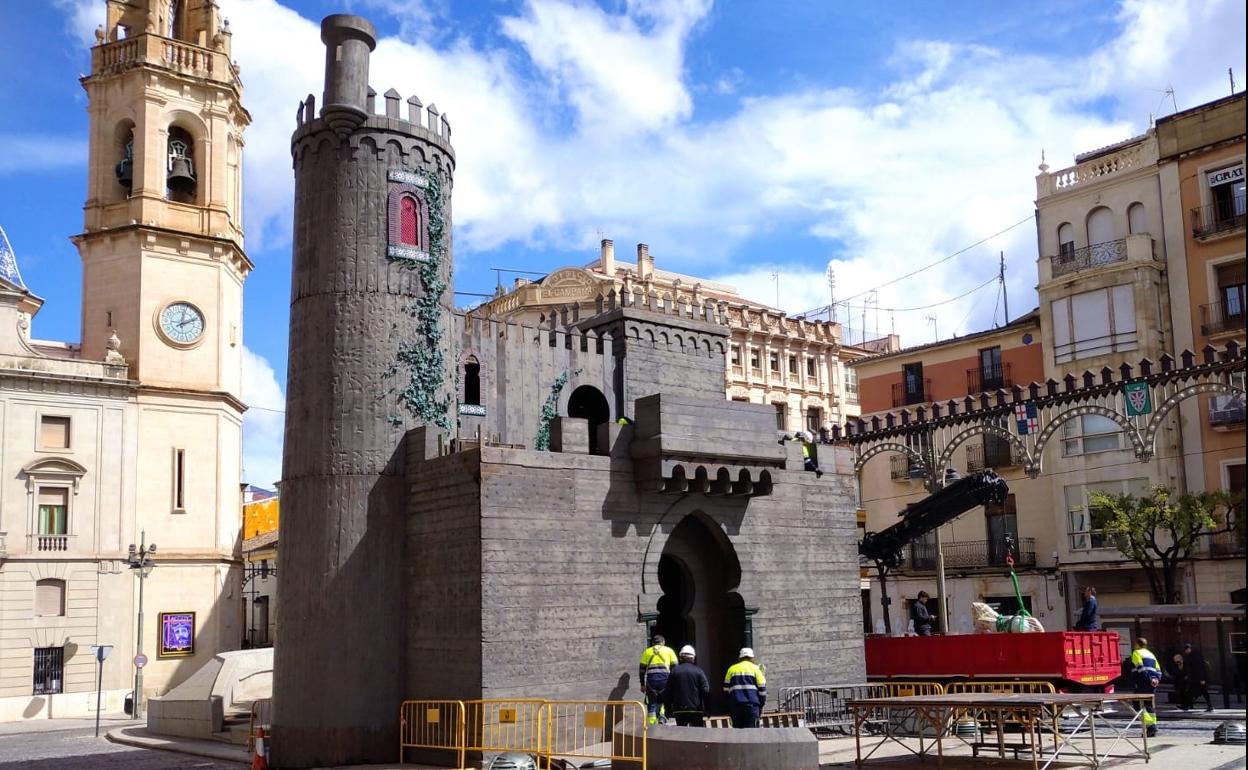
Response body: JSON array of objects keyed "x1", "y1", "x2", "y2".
[{"x1": 924, "y1": 313, "x2": 938, "y2": 342}]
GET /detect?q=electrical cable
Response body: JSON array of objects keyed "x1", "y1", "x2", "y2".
[{"x1": 835, "y1": 214, "x2": 1035, "y2": 306}]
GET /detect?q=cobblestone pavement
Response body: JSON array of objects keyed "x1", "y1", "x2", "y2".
[{"x1": 0, "y1": 724, "x2": 244, "y2": 769}]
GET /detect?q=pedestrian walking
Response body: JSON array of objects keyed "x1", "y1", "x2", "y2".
[
  {"x1": 1167, "y1": 654, "x2": 1190, "y2": 709},
  {"x1": 1182, "y1": 642, "x2": 1214, "y2": 712},
  {"x1": 723, "y1": 647, "x2": 767, "y2": 728},
  {"x1": 1130, "y1": 636, "x2": 1161, "y2": 736},
  {"x1": 1073, "y1": 586, "x2": 1100, "y2": 631},
  {"x1": 639, "y1": 634, "x2": 678, "y2": 724},
  {"x1": 662, "y1": 645, "x2": 710, "y2": 726},
  {"x1": 910, "y1": 591, "x2": 934, "y2": 636}
]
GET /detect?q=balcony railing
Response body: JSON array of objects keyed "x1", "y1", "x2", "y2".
[
  {"x1": 965, "y1": 440, "x2": 1022, "y2": 471},
  {"x1": 1208, "y1": 530, "x2": 1246, "y2": 557},
  {"x1": 890, "y1": 454, "x2": 927, "y2": 481},
  {"x1": 1191, "y1": 195, "x2": 1246, "y2": 239},
  {"x1": 967, "y1": 363, "x2": 1012, "y2": 394},
  {"x1": 892, "y1": 379, "x2": 932, "y2": 407},
  {"x1": 908, "y1": 537, "x2": 1037, "y2": 570},
  {"x1": 1200, "y1": 300, "x2": 1245, "y2": 337},
  {"x1": 1051, "y1": 238, "x2": 1127, "y2": 278},
  {"x1": 29, "y1": 534, "x2": 71, "y2": 552}
]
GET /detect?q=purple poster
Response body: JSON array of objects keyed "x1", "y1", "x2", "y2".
[{"x1": 159, "y1": 612, "x2": 195, "y2": 657}]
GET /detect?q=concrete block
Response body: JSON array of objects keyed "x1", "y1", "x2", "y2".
[{"x1": 550, "y1": 417, "x2": 589, "y2": 454}]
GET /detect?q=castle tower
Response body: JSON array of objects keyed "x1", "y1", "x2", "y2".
[
  {"x1": 69, "y1": 0, "x2": 250, "y2": 696},
  {"x1": 274, "y1": 14, "x2": 456, "y2": 766}
]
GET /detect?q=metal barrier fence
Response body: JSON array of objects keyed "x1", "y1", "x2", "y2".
[
  {"x1": 780, "y1": 684, "x2": 881, "y2": 734},
  {"x1": 399, "y1": 700, "x2": 467, "y2": 768},
  {"x1": 945, "y1": 680, "x2": 1060, "y2": 739},
  {"x1": 248, "y1": 698, "x2": 272, "y2": 754},
  {"x1": 399, "y1": 698, "x2": 647, "y2": 769},
  {"x1": 463, "y1": 699, "x2": 548, "y2": 759},
  {"x1": 546, "y1": 700, "x2": 646, "y2": 767},
  {"x1": 705, "y1": 711, "x2": 804, "y2": 729}
]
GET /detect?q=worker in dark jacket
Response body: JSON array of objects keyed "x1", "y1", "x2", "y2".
[
  {"x1": 663, "y1": 645, "x2": 710, "y2": 726},
  {"x1": 911, "y1": 591, "x2": 933, "y2": 636},
  {"x1": 1074, "y1": 586, "x2": 1100, "y2": 631},
  {"x1": 1182, "y1": 643, "x2": 1214, "y2": 712}
]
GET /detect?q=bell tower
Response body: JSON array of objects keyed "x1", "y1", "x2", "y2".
[
  {"x1": 68, "y1": 0, "x2": 253, "y2": 684},
  {"x1": 75, "y1": 0, "x2": 251, "y2": 393}
]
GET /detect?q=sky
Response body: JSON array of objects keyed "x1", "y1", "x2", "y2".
[{"x1": 1, "y1": 0, "x2": 1244, "y2": 489}]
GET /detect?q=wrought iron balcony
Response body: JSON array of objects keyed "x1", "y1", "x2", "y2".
[
  {"x1": 967, "y1": 362, "x2": 1012, "y2": 394},
  {"x1": 908, "y1": 537, "x2": 1036, "y2": 571},
  {"x1": 1208, "y1": 530, "x2": 1246, "y2": 557},
  {"x1": 965, "y1": 439, "x2": 1022, "y2": 471},
  {"x1": 1200, "y1": 300, "x2": 1245, "y2": 337},
  {"x1": 1191, "y1": 195, "x2": 1246, "y2": 239},
  {"x1": 892, "y1": 379, "x2": 932, "y2": 407},
  {"x1": 1051, "y1": 238, "x2": 1127, "y2": 278},
  {"x1": 890, "y1": 454, "x2": 926, "y2": 481}
]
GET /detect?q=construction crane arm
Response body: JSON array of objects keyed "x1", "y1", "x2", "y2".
[{"x1": 858, "y1": 469, "x2": 1009, "y2": 569}]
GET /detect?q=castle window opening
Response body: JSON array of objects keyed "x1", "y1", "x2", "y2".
[
  {"x1": 400, "y1": 195, "x2": 421, "y2": 246},
  {"x1": 806, "y1": 356, "x2": 817, "y2": 379},
  {"x1": 749, "y1": 347, "x2": 761, "y2": 372},
  {"x1": 806, "y1": 407, "x2": 821, "y2": 434},
  {"x1": 788, "y1": 354, "x2": 798, "y2": 375},
  {"x1": 463, "y1": 357, "x2": 481, "y2": 406},
  {"x1": 769, "y1": 351, "x2": 780, "y2": 373},
  {"x1": 773, "y1": 402, "x2": 786, "y2": 430}
]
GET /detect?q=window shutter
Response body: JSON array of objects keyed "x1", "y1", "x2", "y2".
[
  {"x1": 1217, "y1": 261, "x2": 1246, "y2": 286},
  {"x1": 39, "y1": 417, "x2": 70, "y2": 449},
  {"x1": 35, "y1": 579, "x2": 65, "y2": 617},
  {"x1": 38, "y1": 488, "x2": 68, "y2": 508}
]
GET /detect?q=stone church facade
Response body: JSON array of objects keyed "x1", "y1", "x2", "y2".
[{"x1": 0, "y1": 0, "x2": 249, "y2": 721}]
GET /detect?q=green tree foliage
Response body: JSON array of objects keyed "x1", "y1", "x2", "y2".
[{"x1": 1088, "y1": 485, "x2": 1243, "y2": 604}]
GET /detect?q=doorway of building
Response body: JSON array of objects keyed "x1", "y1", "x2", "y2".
[
  {"x1": 654, "y1": 512, "x2": 743, "y2": 713},
  {"x1": 567, "y1": 385, "x2": 610, "y2": 453}
]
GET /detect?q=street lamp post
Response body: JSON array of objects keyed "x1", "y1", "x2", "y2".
[{"x1": 127, "y1": 532, "x2": 156, "y2": 720}]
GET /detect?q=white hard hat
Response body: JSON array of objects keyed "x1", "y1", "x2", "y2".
[
  {"x1": 679, "y1": 645, "x2": 696, "y2": 657},
  {"x1": 739, "y1": 647, "x2": 754, "y2": 658}
]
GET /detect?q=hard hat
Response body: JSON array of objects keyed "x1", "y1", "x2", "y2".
[
  {"x1": 679, "y1": 645, "x2": 696, "y2": 657},
  {"x1": 739, "y1": 647, "x2": 754, "y2": 659}
]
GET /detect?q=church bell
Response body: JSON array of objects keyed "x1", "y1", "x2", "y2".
[
  {"x1": 167, "y1": 155, "x2": 196, "y2": 197},
  {"x1": 115, "y1": 158, "x2": 133, "y2": 189}
]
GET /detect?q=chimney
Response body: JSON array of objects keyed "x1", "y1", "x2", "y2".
[
  {"x1": 636, "y1": 243, "x2": 653, "y2": 280},
  {"x1": 600, "y1": 239, "x2": 615, "y2": 276}
]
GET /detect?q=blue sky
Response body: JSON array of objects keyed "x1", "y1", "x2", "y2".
[{"x1": 2, "y1": 0, "x2": 1244, "y2": 487}]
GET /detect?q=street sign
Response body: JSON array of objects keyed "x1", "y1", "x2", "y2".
[
  {"x1": 1124, "y1": 382, "x2": 1152, "y2": 416},
  {"x1": 91, "y1": 644, "x2": 113, "y2": 662},
  {"x1": 133, "y1": 653, "x2": 148, "y2": 668}
]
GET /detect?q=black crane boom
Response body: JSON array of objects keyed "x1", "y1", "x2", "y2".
[{"x1": 859, "y1": 469, "x2": 1009, "y2": 569}]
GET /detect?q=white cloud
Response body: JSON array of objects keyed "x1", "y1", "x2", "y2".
[
  {"x1": 54, "y1": 0, "x2": 1246, "y2": 350},
  {"x1": 241, "y1": 346, "x2": 285, "y2": 490},
  {"x1": 51, "y1": 0, "x2": 103, "y2": 44}
]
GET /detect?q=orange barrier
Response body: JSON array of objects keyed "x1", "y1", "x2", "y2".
[
  {"x1": 399, "y1": 699, "x2": 467, "y2": 768},
  {"x1": 247, "y1": 698, "x2": 272, "y2": 754}
]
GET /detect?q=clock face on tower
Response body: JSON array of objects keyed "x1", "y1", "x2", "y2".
[{"x1": 157, "y1": 302, "x2": 206, "y2": 346}]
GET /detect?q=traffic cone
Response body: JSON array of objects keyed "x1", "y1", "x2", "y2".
[{"x1": 252, "y1": 726, "x2": 269, "y2": 770}]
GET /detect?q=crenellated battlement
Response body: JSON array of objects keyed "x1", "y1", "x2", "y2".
[{"x1": 294, "y1": 87, "x2": 453, "y2": 150}]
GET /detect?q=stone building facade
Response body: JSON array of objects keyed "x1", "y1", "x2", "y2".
[
  {"x1": 476, "y1": 240, "x2": 891, "y2": 437},
  {"x1": 273, "y1": 15, "x2": 863, "y2": 768},
  {"x1": 0, "y1": 0, "x2": 249, "y2": 721}
]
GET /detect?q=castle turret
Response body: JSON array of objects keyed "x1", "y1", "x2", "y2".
[{"x1": 274, "y1": 14, "x2": 456, "y2": 767}]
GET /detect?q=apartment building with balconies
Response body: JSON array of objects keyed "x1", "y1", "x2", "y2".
[
  {"x1": 1155, "y1": 93, "x2": 1246, "y2": 603},
  {"x1": 1036, "y1": 126, "x2": 1203, "y2": 611},
  {"x1": 849, "y1": 312, "x2": 1063, "y2": 634}
]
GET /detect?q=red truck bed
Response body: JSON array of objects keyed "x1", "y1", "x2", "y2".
[{"x1": 865, "y1": 631, "x2": 1121, "y2": 687}]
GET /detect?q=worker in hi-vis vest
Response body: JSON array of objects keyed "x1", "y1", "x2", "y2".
[
  {"x1": 1130, "y1": 636, "x2": 1161, "y2": 736},
  {"x1": 639, "y1": 634, "x2": 678, "y2": 724},
  {"x1": 723, "y1": 647, "x2": 767, "y2": 728}
]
